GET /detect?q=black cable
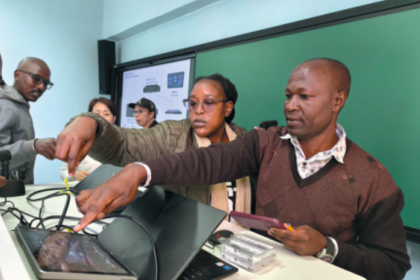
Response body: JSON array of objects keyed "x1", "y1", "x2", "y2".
[
  {"x1": 46, "y1": 215, "x2": 108, "y2": 225},
  {"x1": 26, "y1": 187, "x2": 67, "y2": 201},
  {"x1": 82, "y1": 227, "x2": 99, "y2": 237},
  {"x1": 104, "y1": 214, "x2": 158, "y2": 280},
  {"x1": 0, "y1": 208, "x2": 22, "y2": 220},
  {"x1": 11, "y1": 208, "x2": 37, "y2": 219},
  {"x1": 0, "y1": 199, "x2": 15, "y2": 215},
  {"x1": 2, "y1": 187, "x2": 111, "y2": 237},
  {"x1": 25, "y1": 188, "x2": 72, "y2": 230},
  {"x1": 0, "y1": 204, "x2": 40, "y2": 224},
  {"x1": 1, "y1": 188, "x2": 66, "y2": 227},
  {"x1": 0, "y1": 196, "x2": 14, "y2": 208},
  {"x1": 2, "y1": 207, "x2": 30, "y2": 226},
  {"x1": 38, "y1": 199, "x2": 46, "y2": 229},
  {"x1": 56, "y1": 193, "x2": 71, "y2": 231},
  {"x1": 26, "y1": 190, "x2": 66, "y2": 229},
  {"x1": 30, "y1": 215, "x2": 109, "y2": 229}
]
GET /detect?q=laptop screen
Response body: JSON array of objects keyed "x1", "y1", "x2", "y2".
[
  {"x1": 71, "y1": 164, "x2": 123, "y2": 195},
  {"x1": 98, "y1": 185, "x2": 227, "y2": 280},
  {"x1": 16, "y1": 227, "x2": 135, "y2": 276}
]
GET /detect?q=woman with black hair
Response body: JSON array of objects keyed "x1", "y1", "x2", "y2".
[
  {"x1": 59, "y1": 98, "x2": 118, "y2": 182},
  {"x1": 56, "y1": 74, "x2": 252, "y2": 225}
]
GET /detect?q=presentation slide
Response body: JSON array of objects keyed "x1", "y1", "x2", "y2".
[{"x1": 120, "y1": 59, "x2": 192, "y2": 129}]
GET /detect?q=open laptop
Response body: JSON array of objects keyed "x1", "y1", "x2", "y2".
[
  {"x1": 16, "y1": 185, "x2": 238, "y2": 280},
  {"x1": 69, "y1": 164, "x2": 123, "y2": 195},
  {"x1": 69, "y1": 164, "x2": 144, "y2": 213},
  {"x1": 98, "y1": 185, "x2": 238, "y2": 280}
]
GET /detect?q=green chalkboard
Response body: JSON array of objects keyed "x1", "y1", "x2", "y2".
[{"x1": 195, "y1": 8, "x2": 420, "y2": 229}]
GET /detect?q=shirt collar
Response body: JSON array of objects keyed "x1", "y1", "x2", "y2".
[{"x1": 281, "y1": 124, "x2": 347, "y2": 164}]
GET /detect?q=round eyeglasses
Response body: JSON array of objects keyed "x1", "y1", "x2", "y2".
[
  {"x1": 183, "y1": 98, "x2": 228, "y2": 113},
  {"x1": 18, "y1": 70, "x2": 54, "y2": 90}
]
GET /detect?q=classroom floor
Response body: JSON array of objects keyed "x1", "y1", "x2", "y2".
[{"x1": 404, "y1": 241, "x2": 420, "y2": 280}]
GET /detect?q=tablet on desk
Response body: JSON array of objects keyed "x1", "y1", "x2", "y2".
[{"x1": 15, "y1": 226, "x2": 137, "y2": 280}]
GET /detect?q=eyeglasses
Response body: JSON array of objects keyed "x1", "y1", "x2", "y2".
[
  {"x1": 183, "y1": 98, "x2": 229, "y2": 113},
  {"x1": 18, "y1": 70, "x2": 54, "y2": 90},
  {"x1": 132, "y1": 110, "x2": 144, "y2": 116}
]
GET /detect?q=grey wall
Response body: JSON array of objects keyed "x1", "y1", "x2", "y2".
[{"x1": 102, "y1": 0, "x2": 384, "y2": 63}]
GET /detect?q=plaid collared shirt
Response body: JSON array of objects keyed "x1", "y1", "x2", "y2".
[{"x1": 281, "y1": 124, "x2": 347, "y2": 179}]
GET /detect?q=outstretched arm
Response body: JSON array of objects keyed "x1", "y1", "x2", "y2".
[
  {"x1": 144, "y1": 129, "x2": 261, "y2": 186},
  {"x1": 74, "y1": 130, "x2": 262, "y2": 231},
  {"x1": 56, "y1": 112, "x2": 185, "y2": 175}
]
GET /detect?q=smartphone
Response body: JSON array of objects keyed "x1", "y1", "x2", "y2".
[
  {"x1": 259, "y1": 120, "x2": 278, "y2": 130},
  {"x1": 230, "y1": 211, "x2": 286, "y2": 231}
]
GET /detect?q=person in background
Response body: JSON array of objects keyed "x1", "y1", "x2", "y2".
[
  {"x1": 0, "y1": 55, "x2": 56, "y2": 184},
  {"x1": 56, "y1": 74, "x2": 253, "y2": 224},
  {"x1": 60, "y1": 97, "x2": 117, "y2": 182},
  {"x1": 69, "y1": 59, "x2": 410, "y2": 280},
  {"x1": 129, "y1": 98, "x2": 158, "y2": 129}
]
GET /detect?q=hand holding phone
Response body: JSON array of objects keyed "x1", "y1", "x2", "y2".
[{"x1": 230, "y1": 211, "x2": 286, "y2": 231}]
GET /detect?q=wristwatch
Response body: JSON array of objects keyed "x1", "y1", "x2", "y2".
[{"x1": 316, "y1": 237, "x2": 335, "y2": 263}]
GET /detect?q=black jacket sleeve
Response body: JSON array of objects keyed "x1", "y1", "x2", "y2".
[{"x1": 334, "y1": 188, "x2": 411, "y2": 280}]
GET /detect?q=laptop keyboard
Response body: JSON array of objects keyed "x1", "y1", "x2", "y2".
[{"x1": 178, "y1": 264, "x2": 205, "y2": 280}]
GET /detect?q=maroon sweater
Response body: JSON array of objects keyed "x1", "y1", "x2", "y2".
[{"x1": 144, "y1": 127, "x2": 410, "y2": 279}]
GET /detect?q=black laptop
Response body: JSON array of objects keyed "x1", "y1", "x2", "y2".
[
  {"x1": 70, "y1": 164, "x2": 123, "y2": 195},
  {"x1": 16, "y1": 185, "x2": 237, "y2": 280},
  {"x1": 70, "y1": 164, "x2": 145, "y2": 213},
  {"x1": 98, "y1": 185, "x2": 238, "y2": 280}
]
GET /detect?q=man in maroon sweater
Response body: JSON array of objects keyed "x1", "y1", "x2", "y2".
[{"x1": 58, "y1": 58, "x2": 410, "y2": 279}]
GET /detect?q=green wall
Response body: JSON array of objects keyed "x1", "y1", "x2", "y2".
[{"x1": 195, "y1": 8, "x2": 420, "y2": 229}]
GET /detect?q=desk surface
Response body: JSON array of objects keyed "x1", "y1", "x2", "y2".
[{"x1": 0, "y1": 183, "x2": 365, "y2": 280}]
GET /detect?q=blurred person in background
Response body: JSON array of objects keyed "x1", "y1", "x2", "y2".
[
  {"x1": 129, "y1": 98, "x2": 158, "y2": 129},
  {"x1": 59, "y1": 97, "x2": 117, "y2": 182}
]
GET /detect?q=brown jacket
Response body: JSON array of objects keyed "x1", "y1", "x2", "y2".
[
  {"x1": 142, "y1": 127, "x2": 410, "y2": 280},
  {"x1": 76, "y1": 112, "x2": 248, "y2": 204}
]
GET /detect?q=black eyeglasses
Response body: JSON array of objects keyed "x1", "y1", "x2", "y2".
[
  {"x1": 183, "y1": 98, "x2": 229, "y2": 113},
  {"x1": 18, "y1": 70, "x2": 54, "y2": 90}
]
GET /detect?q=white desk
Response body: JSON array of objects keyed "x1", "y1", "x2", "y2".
[{"x1": 0, "y1": 183, "x2": 365, "y2": 280}]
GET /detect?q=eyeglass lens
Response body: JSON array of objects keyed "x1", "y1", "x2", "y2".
[
  {"x1": 184, "y1": 99, "x2": 219, "y2": 113},
  {"x1": 26, "y1": 71, "x2": 53, "y2": 90}
]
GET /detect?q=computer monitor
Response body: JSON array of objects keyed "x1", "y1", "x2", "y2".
[{"x1": 117, "y1": 55, "x2": 195, "y2": 129}]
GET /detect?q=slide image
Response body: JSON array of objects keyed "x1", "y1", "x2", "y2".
[
  {"x1": 143, "y1": 84, "x2": 161, "y2": 93},
  {"x1": 167, "y1": 72, "x2": 184, "y2": 88},
  {"x1": 165, "y1": 109, "x2": 182, "y2": 114},
  {"x1": 126, "y1": 105, "x2": 134, "y2": 117}
]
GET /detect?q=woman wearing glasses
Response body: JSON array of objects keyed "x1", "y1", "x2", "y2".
[
  {"x1": 128, "y1": 98, "x2": 159, "y2": 129},
  {"x1": 56, "y1": 74, "x2": 253, "y2": 222},
  {"x1": 59, "y1": 98, "x2": 117, "y2": 182}
]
